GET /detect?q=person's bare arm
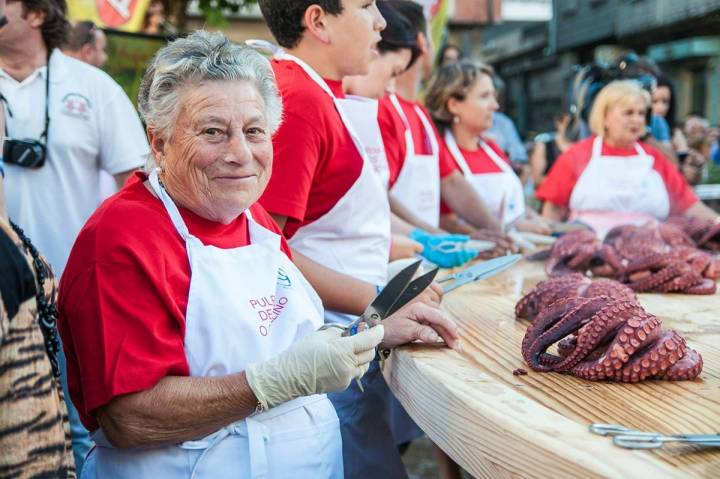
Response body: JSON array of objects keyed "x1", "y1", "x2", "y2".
[
  {"x1": 113, "y1": 169, "x2": 137, "y2": 190},
  {"x1": 541, "y1": 201, "x2": 568, "y2": 223},
  {"x1": 389, "y1": 194, "x2": 442, "y2": 234},
  {"x1": 271, "y1": 213, "x2": 376, "y2": 315},
  {"x1": 684, "y1": 201, "x2": 719, "y2": 223},
  {"x1": 529, "y1": 141, "x2": 547, "y2": 186},
  {"x1": 441, "y1": 171, "x2": 501, "y2": 231},
  {"x1": 438, "y1": 213, "x2": 475, "y2": 235},
  {"x1": 97, "y1": 372, "x2": 257, "y2": 449},
  {"x1": 389, "y1": 234, "x2": 423, "y2": 261},
  {"x1": 390, "y1": 211, "x2": 419, "y2": 236},
  {"x1": 291, "y1": 248, "x2": 377, "y2": 315}
]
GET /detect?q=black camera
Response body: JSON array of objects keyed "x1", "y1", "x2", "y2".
[{"x1": 3, "y1": 139, "x2": 47, "y2": 168}]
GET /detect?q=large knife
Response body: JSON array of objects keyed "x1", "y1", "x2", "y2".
[{"x1": 438, "y1": 254, "x2": 522, "y2": 293}]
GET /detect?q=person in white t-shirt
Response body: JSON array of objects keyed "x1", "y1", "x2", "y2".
[{"x1": 0, "y1": 0, "x2": 148, "y2": 473}]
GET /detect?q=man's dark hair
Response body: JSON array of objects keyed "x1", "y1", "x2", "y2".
[
  {"x1": 20, "y1": 0, "x2": 70, "y2": 51},
  {"x1": 65, "y1": 20, "x2": 96, "y2": 51},
  {"x1": 377, "y1": 1, "x2": 419, "y2": 68},
  {"x1": 386, "y1": 0, "x2": 426, "y2": 38},
  {"x1": 258, "y1": 0, "x2": 343, "y2": 49}
]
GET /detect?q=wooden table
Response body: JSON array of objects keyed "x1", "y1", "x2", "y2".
[{"x1": 384, "y1": 260, "x2": 720, "y2": 478}]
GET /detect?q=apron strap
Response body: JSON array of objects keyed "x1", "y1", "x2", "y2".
[
  {"x1": 592, "y1": 135, "x2": 604, "y2": 159},
  {"x1": 388, "y1": 93, "x2": 416, "y2": 159},
  {"x1": 148, "y1": 168, "x2": 192, "y2": 241},
  {"x1": 274, "y1": 53, "x2": 374, "y2": 175},
  {"x1": 444, "y1": 130, "x2": 474, "y2": 178},
  {"x1": 415, "y1": 105, "x2": 439, "y2": 158},
  {"x1": 478, "y1": 139, "x2": 514, "y2": 174}
]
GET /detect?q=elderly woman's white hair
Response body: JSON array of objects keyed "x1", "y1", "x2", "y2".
[{"x1": 138, "y1": 30, "x2": 283, "y2": 148}]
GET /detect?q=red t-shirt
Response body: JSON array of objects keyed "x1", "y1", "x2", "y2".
[
  {"x1": 443, "y1": 138, "x2": 511, "y2": 174},
  {"x1": 438, "y1": 137, "x2": 510, "y2": 214},
  {"x1": 259, "y1": 60, "x2": 363, "y2": 239},
  {"x1": 535, "y1": 136, "x2": 697, "y2": 214},
  {"x1": 382, "y1": 95, "x2": 457, "y2": 188},
  {"x1": 58, "y1": 172, "x2": 290, "y2": 431}
]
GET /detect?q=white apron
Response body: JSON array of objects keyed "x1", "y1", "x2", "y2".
[
  {"x1": 388, "y1": 94, "x2": 441, "y2": 228},
  {"x1": 82, "y1": 169, "x2": 342, "y2": 479},
  {"x1": 340, "y1": 94, "x2": 391, "y2": 188},
  {"x1": 445, "y1": 131, "x2": 526, "y2": 226},
  {"x1": 568, "y1": 136, "x2": 670, "y2": 238},
  {"x1": 275, "y1": 53, "x2": 391, "y2": 326}
]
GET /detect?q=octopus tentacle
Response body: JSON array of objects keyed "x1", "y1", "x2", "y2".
[
  {"x1": 516, "y1": 276, "x2": 703, "y2": 383},
  {"x1": 683, "y1": 278, "x2": 717, "y2": 295},
  {"x1": 653, "y1": 348, "x2": 703, "y2": 380},
  {"x1": 552, "y1": 300, "x2": 642, "y2": 372},
  {"x1": 522, "y1": 297, "x2": 599, "y2": 372},
  {"x1": 607, "y1": 330, "x2": 686, "y2": 383},
  {"x1": 515, "y1": 273, "x2": 589, "y2": 320}
]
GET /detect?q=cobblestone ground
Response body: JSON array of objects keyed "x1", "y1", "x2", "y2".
[
  {"x1": 402, "y1": 435, "x2": 438, "y2": 479},
  {"x1": 402, "y1": 436, "x2": 473, "y2": 479}
]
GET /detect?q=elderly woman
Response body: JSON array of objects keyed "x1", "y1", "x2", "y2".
[
  {"x1": 536, "y1": 80, "x2": 718, "y2": 237},
  {"x1": 425, "y1": 61, "x2": 550, "y2": 234},
  {"x1": 58, "y1": 31, "x2": 454, "y2": 478}
]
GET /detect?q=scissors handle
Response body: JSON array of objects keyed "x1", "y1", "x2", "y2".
[
  {"x1": 590, "y1": 424, "x2": 720, "y2": 449},
  {"x1": 613, "y1": 434, "x2": 720, "y2": 449}
]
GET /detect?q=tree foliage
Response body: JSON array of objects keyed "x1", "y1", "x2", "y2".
[{"x1": 197, "y1": 0, "x2": 260, "y2": 27}]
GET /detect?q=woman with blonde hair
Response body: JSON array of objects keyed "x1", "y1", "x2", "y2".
[
  {"x1": 425, "y1": 61, "x2": 550, "y2": 234},
  {"x1": 536, "y1": 80, "x2": 717, "y2": 236}
]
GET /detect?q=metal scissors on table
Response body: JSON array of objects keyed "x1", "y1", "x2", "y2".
[
  {"x1": 589, "y1": 423, "x2": 720, "y2": 449},
  {"x1": 340, "y1": 259, "x2": 440, "y2": 337},
  {"x1": 429, "y1": 239, "x2": 497, "y2": 254},
  {"x1": 437, "y1": 254, "x2": 522, "y2": 293}
]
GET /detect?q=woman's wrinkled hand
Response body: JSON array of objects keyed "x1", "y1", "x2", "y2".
[{"x1": 380, "y1": 301, "x2": 459, "y2": 350}]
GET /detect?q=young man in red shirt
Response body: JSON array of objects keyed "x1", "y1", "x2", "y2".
[{"x1": 257, "y1": 1, "x2": 459, "y2": 477}]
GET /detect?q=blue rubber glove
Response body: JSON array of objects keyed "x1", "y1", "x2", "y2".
[{"x1": 409, "y1": 229, "x2": 479, "y2": 268}]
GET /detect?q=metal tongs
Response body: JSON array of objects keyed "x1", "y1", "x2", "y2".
[{"x1": 589, "y1": 423, "x2": 720, "y2": 449}]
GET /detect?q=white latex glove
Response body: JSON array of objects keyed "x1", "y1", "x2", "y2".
[{"x1": 246, "y1": 325, "x2": 384, "y2": 410}]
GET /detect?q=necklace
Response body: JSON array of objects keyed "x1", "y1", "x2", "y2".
[{"x1": 9, "y1": 221, "x2": 61, "y2": 378}]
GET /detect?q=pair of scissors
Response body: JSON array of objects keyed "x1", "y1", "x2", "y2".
[
  {"x1": 342, "y1": 260, "x2": 439, "y2": 337},
  {"x1": 437, "y1": 254, "x2": 522, "y2": 293},
  {"x1": 429, "y1": 239, "x2": 497, "y2": 254},
  {"x1": 589, "y1": 423, "x2": 720, "y2": 449}
]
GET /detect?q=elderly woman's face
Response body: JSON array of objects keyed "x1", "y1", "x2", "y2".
[
  {"x1": 157, "y1": 80, "x2": 272, "y2": 224},
  {"x1": 604, "y1": 96, "x2": 647, "y2": 146}
]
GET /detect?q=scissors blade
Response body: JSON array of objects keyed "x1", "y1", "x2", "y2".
[
  {"x1": 442, "y1": 254, "x2": 521, "y2": 293},
  {"x1": 385, "y1": 267, "x2": 440, "y2": 317},
  {"x1": 360, "y1": 260, "x2": 421, "y2": 327}
]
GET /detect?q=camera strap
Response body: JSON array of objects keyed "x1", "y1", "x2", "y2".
[{"x1": 0, "y1": 53, "x2": 50, "y2": 143}]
